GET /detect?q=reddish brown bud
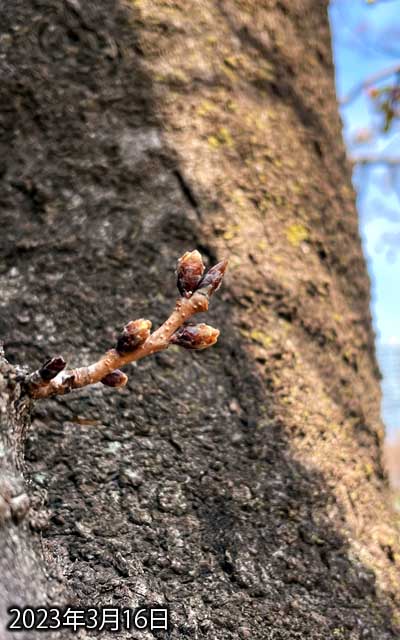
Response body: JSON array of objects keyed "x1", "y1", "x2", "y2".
[
  {"x1": 170, "y1": 323, "x2": 220, "y2": 350},
  {"x1": 116, "y1": 319, "x2": 152, "y2": 354},
  {"x1": 39, "y1": 356, "x2": 66, "y2": 382},
  {"x1": 176, "y1": 250, "x2": 205, "y2": 298},
  {"x1": 197, "y1": 258, "x2": 228, "y2": 298},
  {"x1": 101, "y1": 369, "x2": 128, "y2": 388}
]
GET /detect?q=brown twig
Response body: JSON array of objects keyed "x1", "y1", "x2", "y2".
[
  {"x1": 350, "y1": 155, "x2": 400, "y2": 166},
  {"x1": 25, "y1": 252, "x2": 227, "y2": 400}
]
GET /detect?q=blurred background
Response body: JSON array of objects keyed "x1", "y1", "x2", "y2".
[{"x1": 329, "y1": 0, "x2": 400, "y2": 490}]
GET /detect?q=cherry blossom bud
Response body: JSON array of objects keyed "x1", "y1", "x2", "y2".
[
  {"x1": 101, "y1": 369, "x2": 128, "y2": 388},
  {"x1": 170, "y1": 323, "x2": 220, "y2": 350},
  {"x1": 197, "y1": 258, "x2": 228, "y2": 298},
  {"x1": 176, "y1": 250, "x2": 205, "y2": 298},
  {"x1": 368, "y1": 87, "x2": 379, "y2": 98},
  {"x1": 116, "y1": 319, "x2": 152, "y2": 354},
  {"x1": 39, "y1": 356, "x2": 66, "y2": 381}
]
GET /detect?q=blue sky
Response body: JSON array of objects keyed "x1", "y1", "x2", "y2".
[
  {"x1": 329, "y1": 0, "x2": 400, "y2": 345},
  {"x1": 329, "y1": 0, "x2": 400, "y2": 438}
]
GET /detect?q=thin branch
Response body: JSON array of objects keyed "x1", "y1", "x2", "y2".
[
  {"x1": 350, "y1": 154, "x2": 400, "y2": 166},
  {"x1": 24, "y1": 252, "x2": 228, "y2": 400},
  {"x1": 340, "y1": 63, "x2": 400, "y2": 106},
  {"x1": 366, "y1": 0, "x2": 400, "y2": 4}
]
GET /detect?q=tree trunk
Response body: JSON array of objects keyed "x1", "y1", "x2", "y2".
[{"x1": 0, "y1": 1, "x2": 399, "y2": 638}]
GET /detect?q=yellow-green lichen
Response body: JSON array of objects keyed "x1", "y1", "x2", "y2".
[
  {"x1": 224, "y1": 55, "x2": 245, "y2": 70},
  {"x1": 197, "y1": 100, "x2": 215, "y2": 117},
  {"x1": 208, "y1": 127, "x2": 234, "y2": 149},
  {"x1": 155, "y1": 70, "x2": 190, "y2": 86},
  {"x1": 223, "y1": 224, "x2": 240, "y2": 241},
  {"x1": 286, "y1": 223, "x2": 309, "y2": 247},
  {"x1": 248, "y1": 329, "x2": 273, "y2": 349}
]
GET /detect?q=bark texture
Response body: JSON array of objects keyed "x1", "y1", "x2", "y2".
[
  {"x1": 0, "y1": 1, "x2": 399, "y2": 638},
  {"x1": 0, "y1": 354, "x2": 57, "y2": 639}
]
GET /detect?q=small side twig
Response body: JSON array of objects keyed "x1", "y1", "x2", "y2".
[
  {"x1": 350, "y1": 155, "x2": 400, "y2": 166},
  {"x1": 24, "y1": 251, "x2": 228, "y2": 400},
  {"x1": 340, "y1": 63, "x2": 400, "y2": 106}
]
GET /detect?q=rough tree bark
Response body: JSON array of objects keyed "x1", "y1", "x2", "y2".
[{"x1": 0, "y1": 1, "x2": 399, "y2": 639}]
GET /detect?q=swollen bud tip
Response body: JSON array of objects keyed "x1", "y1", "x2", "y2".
[
  {"x1": 176, "y1": 250, "x2": 205, "y2": 298},
  {"x1": 39, "y1": 356, "x2": 66, "y2": 382},
  {"x1": 101, "y1": 370, "x2": 128, "y2": 388},
  {"x1": 116, "y1": 319, "x2": 152, "y2": 354},
  {"x1": 170, "y1": 323, "x2": 220, "y2": 350},
  {"x1": 196, "y1": 258, "x2": 228, "y2": 298}
]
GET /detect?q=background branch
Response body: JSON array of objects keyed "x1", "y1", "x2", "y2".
[
  {"x1": 340, "y1": 63, "x2": 400, "y2": 105},
  {"x1": 351, "y1": 154, "x2": 400, "y2": 165}
]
